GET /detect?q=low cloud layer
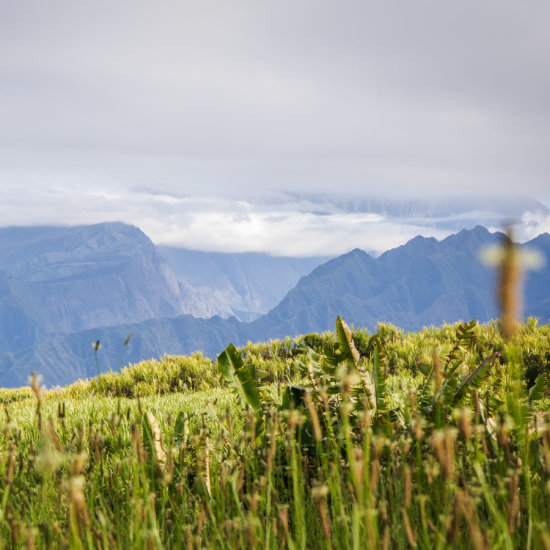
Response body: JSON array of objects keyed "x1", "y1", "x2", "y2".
[{"x1": 0, "y1": 185, "x2": 547, "y2": 257}]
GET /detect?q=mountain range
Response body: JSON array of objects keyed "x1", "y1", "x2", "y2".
[
  {"x1": 157, "y1": 246, "x2": 328, "y2": 321},
  {"x1": 0, "y1": 223, "x2": 548, "y2": 387},
  {"x1": 0, "y1": 223, "x2": 327, "y2": 385}
]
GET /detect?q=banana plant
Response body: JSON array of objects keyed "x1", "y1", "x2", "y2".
[
  {"x1": 416, "y1": 320, "x2": 501, "y2": 428},
  {"x1": 218, "y1": 344, "x2": 261, "y2": 411},
  {"x1": 218, "y1": 343, "x2": 264, "y2": 440},
  {"x1": 218, "y1": 317, "x2": 393, "y2": 448}
]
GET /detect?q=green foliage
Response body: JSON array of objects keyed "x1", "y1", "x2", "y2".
[
  {"x1": 524, "y1": 352, "x2": 550, "y2": 391},
  {"x1": 0, "y1": 319, "x2": 549, "y2": 548},
  {"x1": 529, "y1": 373, "x2": 547, "y2": 402},
  {"x1": 218, "y1": 343, "x2": 261, "y2": 410},
  {"x1": 0, "y1": 387, "x2": 33, "y2": 404},
  {"x1": 299, "y1": 333, "x2": 326, "y2": 354},
  {"x1": 58, "y1": 353, "x2": 220, "y2": 399},
  {"x1": 372, "y1": 344, "x2": 388, "y2": 416},
  {"x1": 350, "y1": 327, "x2": 370, "y2": 356}
]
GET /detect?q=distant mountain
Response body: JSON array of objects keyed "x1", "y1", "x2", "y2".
[
  {"x1": 0, "y1": 223, "x2": 200, "y2": 353},
  {"x1": 158, "y1": 247, "x2": 329, "y2": 320},
  {"x1": 1, "y1": 226, "x2": 548, "y2": 387},
  {"x1": 0, "y1": 314, "x2": 246, "y2": 387},
  {"x1": 0, "y1": 222, "x2": 327, "y2": 385},
  {"x1": 252, "y1": 226, "x2": 497, "y2": 337},
  {"x1": 254, "y1": 226, "x2": 550, "y2": 338},
  {"x1": 523, "y1": 232, "x2": 550, "y2": 320}
]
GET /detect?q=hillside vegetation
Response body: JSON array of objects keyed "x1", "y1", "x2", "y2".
[{"x1": 0, "y1": 318, "x2": 549, "y2": 548}]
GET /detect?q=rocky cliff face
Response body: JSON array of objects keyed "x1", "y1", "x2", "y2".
[
  {"x1": 0, "y1": 223, "x2": 194, "y2": 349},
  {"x1": 157, "y1": 246, "x2": 329, "y2": 320}
]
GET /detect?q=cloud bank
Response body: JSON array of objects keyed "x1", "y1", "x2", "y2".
[{"x1": 0, "y1": 184, "x2": 547, "y2": 257}]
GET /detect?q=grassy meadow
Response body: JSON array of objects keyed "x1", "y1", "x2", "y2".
[{"x1": 0, "y1": 317, "x2": 549, "y2": 549}]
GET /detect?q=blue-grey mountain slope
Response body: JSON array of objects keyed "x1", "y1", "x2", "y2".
[
  {"x1": 523, "y1": 232, "x2": 550, "y2": 320},
  {"x1": 1, "y1": 226, "x2": 548, "y2": 388},
  {"x1": 158, "y1": 247, "x2": 329, "y2": 320},
  {"x1": 255, "y1": 226, "x2": 549, "y2": 339},
  {"x1": 0, "y1": 314, "x2": 246, "y2": 388},
  {"x1": 0, "y1": 223, "x2": 198, "y2": 353}
]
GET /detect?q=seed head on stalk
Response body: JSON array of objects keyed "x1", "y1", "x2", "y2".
[
  {"x1": 92, "y1": 340, "x2": 102, "y2": 377},
  {"x1": 481, "y1": 225, "x2": 544, "y2": 339},
  {"x1": 30, "y1": 371, "x2": 43, "y2": 430},
  {"x1": 497, "y1": 228, "x2": 521, "y2": 339}
]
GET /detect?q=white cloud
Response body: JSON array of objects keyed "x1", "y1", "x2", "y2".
[
  {"x1": 514, "y1": 211, "x2": 550, "y2": 242},
  {"x1": 0, "y1": 184, "x2": 547, "y2": 256},
  {"x1": 142, "y1": 207, "x2": 449, "y2": 257}
]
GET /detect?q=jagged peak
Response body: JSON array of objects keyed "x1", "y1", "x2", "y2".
[
  {"x1": 346, "y1": 247, "x2": 369, "y2": 257},
  {"x1": 441, "y1": 225, "x2": 502, "y2": 248},
  {"x1": 378, "y1": 234, "x2": 438, "y2": 260},
  {"x1": 286, "y1": 248, "x2": 369, "y2": 286},
  {"x1": 407, "y1": 234, "x2": 439, "y2": 245}
]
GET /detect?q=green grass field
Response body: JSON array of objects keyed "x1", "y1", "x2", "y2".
[{"x1": 0, "y1": 318, "x2": 549, "y2": 549}]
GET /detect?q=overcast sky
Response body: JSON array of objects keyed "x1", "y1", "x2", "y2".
[{"x1": 1, "y1": 1, "x2": 549, "y2": 255}]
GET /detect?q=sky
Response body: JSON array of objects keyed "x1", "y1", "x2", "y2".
[{"x1": 1, "y1": 1, "x2": 549, "y2": 256}]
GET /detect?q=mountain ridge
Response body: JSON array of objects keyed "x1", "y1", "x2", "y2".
[
  {"x1": 0, "y1": 223, "x2": 195, "y2": 348},
  {"x1": 1, "y1": 225, "x2": 548, "y2": 387},
  {"x1": 157, "y1": 246, "x2": 330, "y2": 320}
]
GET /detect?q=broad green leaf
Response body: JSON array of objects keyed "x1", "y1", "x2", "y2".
[
  {"x1": 418, "y1": 360, "x2": 435, "y2": 414},
  {"x1": 454, "y1": 352, "x2": 499, "y2": 402},
  {"x1": 440, "y1": 376, "x2": 458, "y2": 405},
  {"x1": 282, "y1": 386, "x2": 307, "y2": 410},
  {"x1": 529, "y1": 374, "x2": 547, "y2": 402},
  {"x1": 218, "y1": 344, "x2": 261, "y2": 410},
  {"x1": 444, "y1": 319, "x2": 477, "y2": 375},
  {"x1": 236, "y1": 367, "x2": 261, "y2": 410},
  {"x1": 218, "y1": 343, "x2": 244, "y2": 380},
  {"x1": 373, "y1": 344, "x2": 388, "y2": 414},
  {"x1": 336, "y1": 316, "x2": 360, "y2": 368},
  {"x1": 417, "y1": 363, "x2": 432, "y2": 377},
  {"x1": 322, "y1": 346, "x2": 341, "y2": 369}
]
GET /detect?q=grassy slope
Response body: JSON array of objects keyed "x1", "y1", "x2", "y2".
[{"x1": 0, "y1": 320, "x2": 549, "y2": 548}]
